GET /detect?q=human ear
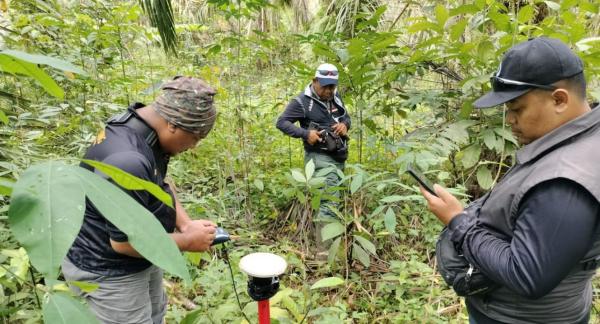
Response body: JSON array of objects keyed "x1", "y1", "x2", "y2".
[
  {"x1": 167, "y1": 122, "x2": 177, "y2": 133},
  {"x1": 551, "y1": 89, "x2": 569, "y2": 113}
]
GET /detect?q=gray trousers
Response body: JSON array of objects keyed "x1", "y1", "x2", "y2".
[
  {"x1": 62, "y1": 258, "x2": 167, "y2": 324},
  {"x1": 305, "y1": 151, "x2": 344, "y2": 247}
]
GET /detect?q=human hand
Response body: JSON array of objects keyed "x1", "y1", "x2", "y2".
[
  {"x1": 307, "y1": 130, "x2": 324, "y2": 145},
  {"x1": 331, "y1": 123, "x2": 348, "y2": 136},
  {"x1": 183, "y1": 220, "x2": 216, "y2": 252},
  {"x1": 419, "y1": 184, "x2": 464, "y2": 225}
]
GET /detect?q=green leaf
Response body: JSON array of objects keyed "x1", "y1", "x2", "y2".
[
  {"x1": 0, "y1": 177, "x2": 14, "y2": 196},
  {"x1": 380, "y1": 195, "x2": 404, "y2": 203},
  {"x1": 354, "y1": 235, "x2": 376, "y2": 255},
  {"x1": 8, "y1": 162, "x2": 86, "y2": 279},
  {"x1": 435, "y1": 4, "x2": 449, "y2": 27},
  {"x1": 0, "y1": 49, "x2": 87, "y2": 75},
  {"x1": 461, "y1": 144, "x2": 481, "y2": 169},
  {"x1": 449, "y1": 4, "x2": 479, "y2": 16},
  {"x1": 0, "y1": 109, "x2": 8, "y2": 125},
  {"x1": 73, "y1": 167, "x2": 191, "y2": 284},
  {"x1": 0, "y1": 54, "x2": 64, "y2": 99},
  {"x1": 476, "y1": 166, "x2": 494, "y2": 190},
  {"x1": 305, "y1": 159, "x2": 315, "y2": 181},
  {"x1": 138, "y1": 0, "x2": 178, "y2": 54},
  {"x1": 517, "y1": 5, "x2": 534, "y2": 23},
  {"x1": 494, "y1": 127, "x2": 518, "y2": 145},
  {"x1": 482, "y1": 130, "x2": 497, "y2": 150},
  {"x1": 43, "y1": 292, "x2": 99, "y2": 324},
  {"x1": 253, "y1": 179, "x2": 264, "y2": 191},
  {"x1": 82, "y1": 159, "x2": 173, "y2": 208},
  {"x1": 327, "y1": 237, "x2": 342, "y2": 265},
  {"x1": 352, "y1": 243, "x2": 370, "y2": 268},
  {"x1": 350, "y1": 173, "x2": 363, "y2": 194},
  {"x1": 459, "y1": 101, "x2": 473, "y2": 118},
  {"x1": 291, "y1": 169, "x2": 306, "y2": 183},
  {"x1": 408, "y1": 21, "x2": 440, "y2": 34},
  {"x1": 443, "y1": 120, "x2": 475, "y2": 145},
  {"x1": 321, "y1": 222, "x2": 345, "y2": 241},
  {"x1": 384, "y1": 207, "x2": 397, "y2": 234},
  {"x1": 450, "y1": 19, "x2": 468, "y2": 41},
  {"x1": 310, "y1": 276, "x2": 345, "y2": 290},
  {"x1": 69, "y1": 281, "x2": 99, "y2": 293}
]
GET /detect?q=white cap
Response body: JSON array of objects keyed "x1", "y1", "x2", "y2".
[
  {"x1": 239, "y1": 253, "x2": 287, "y2": 278},
  {"x1": 315, "y1": 63, "x2": 339, "y2": 86}
]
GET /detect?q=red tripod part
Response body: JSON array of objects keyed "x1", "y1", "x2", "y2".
[
  {"x1": 258, "y1": 299, "x2": 270, "y2": 324},
  {"x1": 239, "y1": 253, "x2": 287, "y2": 324}
]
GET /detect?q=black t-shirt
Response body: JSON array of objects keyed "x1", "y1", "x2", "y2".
[{"x1": 67, "y1": 105, "x2": 176, "y2": 276}]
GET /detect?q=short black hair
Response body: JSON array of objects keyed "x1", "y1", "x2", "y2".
[{"x1": 561, "y1": 72, "x2": 586, "y2": 99}]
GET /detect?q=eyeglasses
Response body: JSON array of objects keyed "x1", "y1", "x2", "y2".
[
  {"x1": 318, "y1": 69, "x2": 338, "y2": 76},
  {"x1": 491, "y1": 76, "x2": 556, "y2": 92}
]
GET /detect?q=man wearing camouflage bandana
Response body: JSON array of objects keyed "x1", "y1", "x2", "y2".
[{"x1": 63, "y1": 76, "x2": 217, "y2": 324}]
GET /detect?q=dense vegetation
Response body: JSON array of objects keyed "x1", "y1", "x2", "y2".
[{"x1": 2, "y1": 0, "x2": 600, "y2": 323}]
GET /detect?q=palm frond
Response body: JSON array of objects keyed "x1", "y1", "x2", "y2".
[{"x1": 139, "y1": 0, "x2": 178, "y2": 55}]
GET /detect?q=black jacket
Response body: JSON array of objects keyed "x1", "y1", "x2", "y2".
[{"x1": 276, "y1": 84, "x2": 351, "y2": 162}]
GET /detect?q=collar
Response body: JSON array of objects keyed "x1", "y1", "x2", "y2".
[
  {"x1": 516, "y1": 104, "x2": 600, "y2": 164},
  {"x1": 303, "y1": 84, "x2": 344, "y2": 108}
]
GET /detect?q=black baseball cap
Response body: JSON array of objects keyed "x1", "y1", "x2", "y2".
[{"x1": 474, "y1": 37, "x2": 584, "y2": 108}]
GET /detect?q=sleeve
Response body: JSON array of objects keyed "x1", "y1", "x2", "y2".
[
  {"x1": 449, "y1": 178, "x2": 600, "y2": 299},
  {"x1": 96, "y1": 152, "x2": 154, "y2": 242},
  {"x1": 338, "y1": 96, "x2": 351, "y2": 130},
  {"x1": 275, "y1": 97, "x2": 310, "y2": 140}
]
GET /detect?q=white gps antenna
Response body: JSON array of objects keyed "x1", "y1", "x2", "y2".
[{"x1": 239, "y1": 253, "x2": 287, "y2": 324}]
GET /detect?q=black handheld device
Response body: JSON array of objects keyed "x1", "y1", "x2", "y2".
[
  {"x1": 406, "y1": 164, "x2": 438, "y2": 197},
  {"x1": 212, "y1": 227, "x2": 230, "y2": 246}
]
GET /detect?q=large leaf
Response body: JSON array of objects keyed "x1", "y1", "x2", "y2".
[
  {"x1": 461, "y1": 144, "x2": 481, "y2": 169},
  {"x1": 321, "y1": 222, "x2": 345, "y2": 241},
  {"x1": 43, "y1": 292, "x2": 99, "y2": 324},
  {"x1": 327, "y1": 237, "x2": 342, "y2": 265},
  {"x1": 310, "y1": 276, "x2": 345, "y2": 290},
  {"x1": 476, "y1": 166, "x2": 494, "y2": 190},
  {"x1": 8, "y1": 162, "x2": 86, "y2": 279},
  {"x1": 73, "y1": 167, "x2": 191, "y2": 283},
  {"x1": 354, "y1": 235, "x2": 376, "y2": 256},
  {"x1": 138, "y1": 0, "x2": 178, "y2": 54},
  {"x1": 305, "y1": 159, "x2": 315, "y2": 181},
  {"x1": 291, "y1": 169, "x2": 306, "y2": 183},
  {"x1": 350, "y1": 173, "x2": 363, "y2": 194},
  {"x1": 82, "y1": 159, "x2": 173, "y2": 208},
  {"x1": 0, "y1": 54, "x2": 64, "y2": 99},
  {"x1": 352, "y1": 243, "x2": 370, "y2": 268},
  {"x1": 0, "y1": 49, "x2": 87, "y2": 75},
  {"x1": 384, "y1": 207, "x2": 397, "y2": 234}
]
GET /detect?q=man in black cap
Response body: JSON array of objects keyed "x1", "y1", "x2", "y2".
[
  {"x1": 420, "y1": 37, "x2": 600, "y2": 323},
  {"x1": 63, "y1": 77, "x2": 218, "y2": 324},
  {"x1": 276, "y1": 63, "x2": 351, "y2": 247}
]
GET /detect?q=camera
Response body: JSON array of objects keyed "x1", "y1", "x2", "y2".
[{"x1": 308, "y1": 122, "x2": 348, "y2": 153}]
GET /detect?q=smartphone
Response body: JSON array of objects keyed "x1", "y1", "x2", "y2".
[{"x1": 406, "y1": 164, "x2": 438, "y2": 197}]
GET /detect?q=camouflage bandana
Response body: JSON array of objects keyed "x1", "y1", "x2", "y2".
[{"x1": 153, "y1": 76, "x2": 217, "y2": 138}]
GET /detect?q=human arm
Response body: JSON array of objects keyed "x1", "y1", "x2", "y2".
[
  {"x1": 276, "y1": 98, "x2": 310, "y2": 140},
  {"x1": 423, "y1": 179, "x2": 600, "y2": 299},
  {"x1": 110, "y1": 180, "x2": 216, "y2": 257}
]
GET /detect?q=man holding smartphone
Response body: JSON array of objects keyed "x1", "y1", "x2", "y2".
[
  {"x1": 420, "y1": 38, "x2": 600, "y2": 323},
  {"x1": 276, "y1": 63, "x2": 351, "y2": 248}
]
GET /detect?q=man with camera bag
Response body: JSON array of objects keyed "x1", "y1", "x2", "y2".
[
  {"x1": 276, "y1": 63, "x2": 351, "y2": 245},
  {"x1": 420, "y1": 37, "x2": 600, "y2": 323}
]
